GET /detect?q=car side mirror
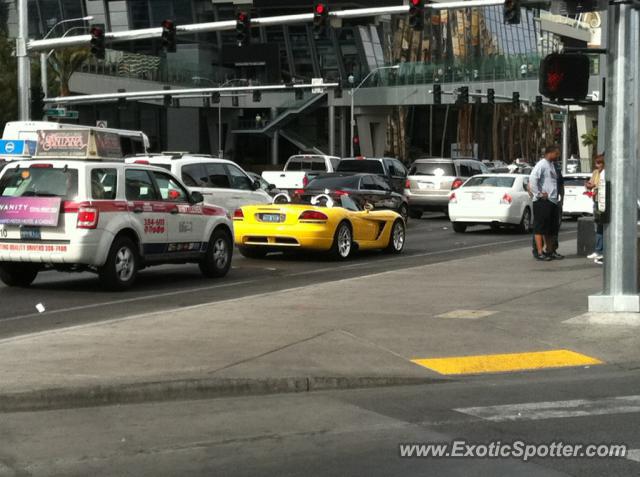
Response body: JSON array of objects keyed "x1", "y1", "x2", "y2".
[
  {"x1": 189, "y1": 191, "x2": 204, "y2": 204},
  {"x1": 252, "y1": 179, "x2": 262, "y2": 191},
  {"x1": 267, "y1": 183, "x2": 276, "y2": 191},
  {"x1": 363, "y1": 202, "x2": 374, "y2": 212}
]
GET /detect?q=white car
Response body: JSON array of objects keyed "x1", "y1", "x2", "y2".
[
  {"x1": 0, "y1": 131, "x2": 234, "y2": 290},
  {"x1": 448, "y1": 174, "x2": 532, "y2": 233},
  {"x1": 127, "y1": 153, "x2": 271, "y2": 213},
  {"x1": 562, "y1": 173, "x2": 593, "y2": 218}
]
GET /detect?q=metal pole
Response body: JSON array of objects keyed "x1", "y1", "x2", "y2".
[
  {"x1": 328, "y1": 103, "x2": 335, "y2": 156},
  {"x1": 429, "y1": 105, "x2": 433, "y2": 157},
  {"x1": 589, "y1": 2, "x2": 640, "y2": 313},
  {"x1": 271, "y1": 131, "x2": 279, "y2": 166},
  {"x1": 340, "y1": 107, "x2": 346, "y2": 158},
  {"x1": 40, "y1": 53, "x2": 48, "y2": 99},
  {"x1": 561, "y1": 106, "x2": 569, "y2": 174},
  {"x1": 350, "y1": 87, "x2": 355, "y2": 157},
  {"x1": 17, "y1": 0, "x2": 30, "y2": 120},
  {"x1": 218, "y1": 102, "x2": 223, "y2": 158}
]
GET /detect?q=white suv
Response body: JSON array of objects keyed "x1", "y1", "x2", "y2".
[
  {"x1": 127, "y1": 153, "x2": 272, "y2": 213},
  {"x1": 0, "y1": 159, "x2": 234, "y2": 290}
]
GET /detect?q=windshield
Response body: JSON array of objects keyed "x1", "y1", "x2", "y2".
[
  {"x1": 0, "y1": 167, "x2": 78, "y2": 199},
  {"x1": 336, "y1": 160, "x2": 384, "y2": 174},
  {"x1": 409, "y1": 162, "x2": 455, "y2": 177},
  {"x1": 463, "y1": 176, "x2": 515, "y2": 188},
  {"x1": 307, "y1": 175, "x2": 360, "y2": 189}
]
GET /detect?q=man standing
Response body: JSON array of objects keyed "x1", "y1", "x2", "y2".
[{"x1": 529, "y1": 145, "x2": 561, "y2": 261}]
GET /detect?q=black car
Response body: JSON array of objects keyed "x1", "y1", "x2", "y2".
[
  {"x1": 303, "y1": 173, "x2": 409, "y2": 222},
  {"x1": 336, "y1": 157, "x2": 408, "y2": 194}
]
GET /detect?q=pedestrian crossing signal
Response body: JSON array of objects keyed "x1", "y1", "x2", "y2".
[{"x1": 539, "y1": 53, "x2": 590, "y2": 101}]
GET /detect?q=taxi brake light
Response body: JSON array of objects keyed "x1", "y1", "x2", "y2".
[
  {"x1": 299, "y1": 210, "x2": 328, "y2": 221},
  {"x1": 77, "y1": 207, "x2": 99, "y2": 229},
  {"x1": 233, "y1": 209, "x2": 244, "y2": 220},
  {"x1": 30, "y1": 163, "x2": 53, "y2": 168},
  {"x1": 134, "y1": 159, "x2": 150, "y2": 165},
  {"x1": 500, "y1": 193, "x2": 513, "y2": 204},
  {"x1": 449, "y1": 192, "x2": 457, "y2": 203}
]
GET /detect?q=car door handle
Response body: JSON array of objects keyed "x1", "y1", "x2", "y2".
[
  {"x1": 133, "y1": 207, "x2": 143, "y2": 214},
  {"x1": 170, "y1": 208, "x2": 179, "y2": 215}
]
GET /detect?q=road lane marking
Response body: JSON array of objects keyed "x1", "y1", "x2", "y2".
[
  {"x1": 626, "y1": 449, "x2": 640, "y2": 462},
  {"x1": 2, "y1": 233, "x2": 577, "y2": 323},
  {"x1": 435, "y1": 310, "x2": 497, "y2": 320},
  {"x1": 411, "y1": 350, "x2": 602, "y2": 375},
  {"x1": 455, "y1": 395, "x2": 640, "y2": 422}
]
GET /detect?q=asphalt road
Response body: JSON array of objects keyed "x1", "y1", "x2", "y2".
[
  {"x1": 0, "y1": 214, "x2": 577, "y2": 338},
  {"x1": 3, "y1": 364, "x2": 639, "y2": 476}
]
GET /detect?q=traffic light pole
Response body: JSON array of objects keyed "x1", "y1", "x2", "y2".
[
  {"x1": 589, "y1": 2, "x2": 640, "y2": 313},
  {"x1": 16, "y1": 0, "x2": 30, "y2": 120}
]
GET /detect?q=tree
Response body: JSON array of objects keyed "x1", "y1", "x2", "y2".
[
  {"x1": 581, "y1": 127, "x2": 598, "y2": 163},
  {"x1": 49, "y1": 47, "x2": 90, "y2": 97}
]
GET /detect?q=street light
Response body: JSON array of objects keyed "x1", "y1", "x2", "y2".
[
  {"x1": 349, "y1": 64, "x2": 399, "y2": 157},
  {"x1": 40, "y1": 16, "x2": 93, "y2": 99}
]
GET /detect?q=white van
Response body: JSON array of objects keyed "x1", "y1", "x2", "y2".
[{"x1": 2, "y1": 121, "x2": 150, "y2": 156}]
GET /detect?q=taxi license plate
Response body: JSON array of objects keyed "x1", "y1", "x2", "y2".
[
  {"x1": 418, "y1": 182, "x2": 435, "y2": 190},
  {"x1": 471, "y1": 192, "x2": 485, "y2": 200},
  {"x1": 260, "y1": 214, "x2": 284, "y2": 223},
  {"x1": 20, "y1": 227, "x2": 41, "y2": 240}
]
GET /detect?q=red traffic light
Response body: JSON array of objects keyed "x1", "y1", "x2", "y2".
[
  {"x1": 410, "y1": 0, "x2": 422, "y2": 5},
  {"x1": 161, "y1": 19, "x2": 174, "y2": 30},
  {"x1": 539, "y1": 53, "x2": 590, "y2": 100},
  {"x1": 237, "y1": 12, "x2": 247, "y2": 22},
  {"x1": 90, "y1": 26, "x2": 104, "y2": 37},
  {"x1": 315, "y1": 3, "x2": 326, "y2": 14}
]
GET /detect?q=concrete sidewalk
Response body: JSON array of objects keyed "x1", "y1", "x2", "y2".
[{"x1": 1, "y1": 239, "x2": 639, "y2": 411}]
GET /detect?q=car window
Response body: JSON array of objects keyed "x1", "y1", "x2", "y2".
[
  {"x1": 372, "y1": 175, "x2": 392, "y2": 191},
  {"x1": 286, "y1": 159, "x2": 302, "y2": 171},
  {"x1": 125, "y1": 169, "x2": 159, "y2": 201},
  {"x1": 0, "y1": 167, "x2": 78, "y2": 200},
  {"x1": 360, "y1": 175, "x2": 376, "y2": 190},
  {"x1": 458, "y1": 164, "x2": 472, "y2": 177},
  {"x1": 151, "y1": 170, "x2": 188, "y2": 201},
  {"x1": 392, "y1": 160, "x2": 407, "y2": 177},
  {"x1": 464, "y1": 176, "x2": 516, "y2": 188},
  {"x1": 409, "y1": 162, "x2": 455, "y2": 177},
  {"x1": 91, "y1": 168, "x2": 117, "y2": 200},
  {"x1": 181, "y1": 164, "x2": 207, "y2": 187},
  {"x1": 307, "y1": 175, "x2": 360, "y2": 189},
  {"x1": 471, "y1": 163, "x2": 484, "y2": 175},
  {"x1": 225, "y1": 164, "x2": 253, "y2": 190},
  {"x1": 340, "y1": 195, "x2": 361, "y2": 211},
  {"x1": 311, "y1": 159, "x2": 328, "y2": 171},
  {"x1": 522, "y1": 177, "x2": 530, "y2": 191},
  {"x1": 336, "y1": 160, "x2": 384, "y2": 174},
  {"x1": 204, "y1": 163, "x2": 231, "y2": 188},
  {"x1": 384, "y1": 159, "x2": 396, "y2": 176}
]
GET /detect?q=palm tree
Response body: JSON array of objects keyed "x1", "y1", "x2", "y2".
[
  {"x1": 581, "y1": 127, "x2": 598, "y2": 165},
  {"x1": 49, "y1": 47, "x2": 91, "y2": 97}
]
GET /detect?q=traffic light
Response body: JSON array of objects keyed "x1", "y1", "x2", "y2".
[
  {"x1": 487, "y1": 88, "x2": 495, "y2": 105},
  {"x1": 30, "y1": 87, "x2": 44, "y2": 119},
  {"x1": 503, "y1": 0, "x2": 521, "y2": 24},
  {"x1": 534, "y1": 95, "x2": 543, "y2": 113},
  {"x1": 236, "y1": 10, "x2": 251, "y2": 47},
  {"x1": 539, "y1": 53, "x2": 590, "y2": 101},
  {"x1": 433, "y1": 84, "x2": 441, "y2": 105},
  {"x1": 117, "y1": 88, "x2": 126, "y2": 110},
  {"x1": 212, "y1": 92, "x2": 221, "y2": 104},
  {"x1": 253, "y1": 90, "x2": 261, "y2": 102},
  {"x1": 90, "y1": 25, "x2": 106, "y2": 59},
  {"x1": 408, "y1": 0, "x2": 424, "y2": 31},
  {"x1": 512, "y1": 92, "x2": 520, "y2": 107},
  {"x1": 457, "y1": 86, "x2": 468, "y2": 105},
  {"x1": 313, "y1": 3, "x2": 329, "y2": 39},
  {"x1": 353, "y1": 135, "x2": 361, "y2": 156},
  {"x1": 161, "y1": 19, "x2": 177, "y2": 53}
]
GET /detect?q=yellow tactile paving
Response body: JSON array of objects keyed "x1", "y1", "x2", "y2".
[{"x1": 411, "y1": 350, "x2": 603, "y2": 375}]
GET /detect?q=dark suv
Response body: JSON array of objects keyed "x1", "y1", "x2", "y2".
[{"x1": 336, "y1": 157, "x2": 408, "y2": 194}]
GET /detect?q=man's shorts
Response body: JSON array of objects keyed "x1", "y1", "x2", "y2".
[{"x1": 533, "y1": 199, "x2": 559, "y2": 235}]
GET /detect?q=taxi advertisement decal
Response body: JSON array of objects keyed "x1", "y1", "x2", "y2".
[
  {"x1": 0, "y1": 243, "x2": 68, "y2": 253},
  {"x1": 0, "y1": 197, "x2": 61, "y2": 226}
]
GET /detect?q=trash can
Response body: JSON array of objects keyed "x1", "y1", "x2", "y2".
[{"x1": 577, "y1": 216, "x2": 595, "y2": 256}]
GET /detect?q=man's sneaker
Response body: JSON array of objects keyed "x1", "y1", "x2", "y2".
[
  {"x1": 595, "y1": 254, "x2": 603, "y2": 260},
  {"x1": 595, "y1": 258, "x2": 604, "y2": 265},
  {"x1": 587, "y1": 252, "x2": 599, "y2": 259},
  {"x1": 549, "y1": 252, "x2": 565, "y2": 260},
  {"x1": 535, "y1": 254, "x2": 552, "y2": 262}
]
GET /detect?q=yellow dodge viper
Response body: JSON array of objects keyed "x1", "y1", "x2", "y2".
[{"x1": 233, "y1": 191, "x2": 406, "y2": 259}]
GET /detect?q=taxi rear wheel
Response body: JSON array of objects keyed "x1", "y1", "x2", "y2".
[
  {"x1": 0, "y1": 263, "x2": 39, "y2": 287},
  {"x1": 99, "y1": 236, "x2": 139, "y2": 291},
  {"x1": 200, "y1": 229, "x2": 233, "y2": 278}
]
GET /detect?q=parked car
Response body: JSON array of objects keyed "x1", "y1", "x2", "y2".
[
  {"x1": 303, "y1": 173, "x2": 409, "y2": 222},
  {"x1": 448, "y1": 174, "x2": 532, "y2": 233},
  {"x1": 335, "y1": 157, "x2": 408, "y2": 194},
  {"x1": 126, "y1": 153, "x2": 271, "y2": 213},
  {"x1": 562, "y1": 173, "x2": 593, "y2": 218},
  {"x1": 261, "y1": 154, "x2": 341, "y2": 192},
  {"x1": 404, "y1": 158, "x2": 488, "y2": 218},
  {"x1": 247, "y1": 171, "x2": 281, "y2": 197}
]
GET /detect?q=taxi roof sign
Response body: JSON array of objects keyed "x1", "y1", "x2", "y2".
[{"x1": 34, "y1": 129, "x2": 123, "y2": 160}]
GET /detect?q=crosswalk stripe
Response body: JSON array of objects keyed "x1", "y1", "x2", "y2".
[
  {"x1": 455, "y1": 395, "x2": 640, "y2": 422},
  {"x1": 626, "y1": 449, "x2": 640, "y2": 462}
]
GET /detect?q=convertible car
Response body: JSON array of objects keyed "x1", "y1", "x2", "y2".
[{"x1": 233, "y1": 191, "x2": 406, "y2": 259}]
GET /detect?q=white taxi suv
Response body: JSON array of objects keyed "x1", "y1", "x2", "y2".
[
  {"x1": 125, "y1": 153, "x2": 272, "y2": 213},
  {"x1": 448, "y1": 174, "x2": 533, "y2": 233},
  {"x1": 0, "y1": 129, "x2": 234, "y2": 290}
]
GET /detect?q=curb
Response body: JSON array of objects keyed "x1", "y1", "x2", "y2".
[{"x1": 0, "y1": 375, "x2": 451, "y2": 413}]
